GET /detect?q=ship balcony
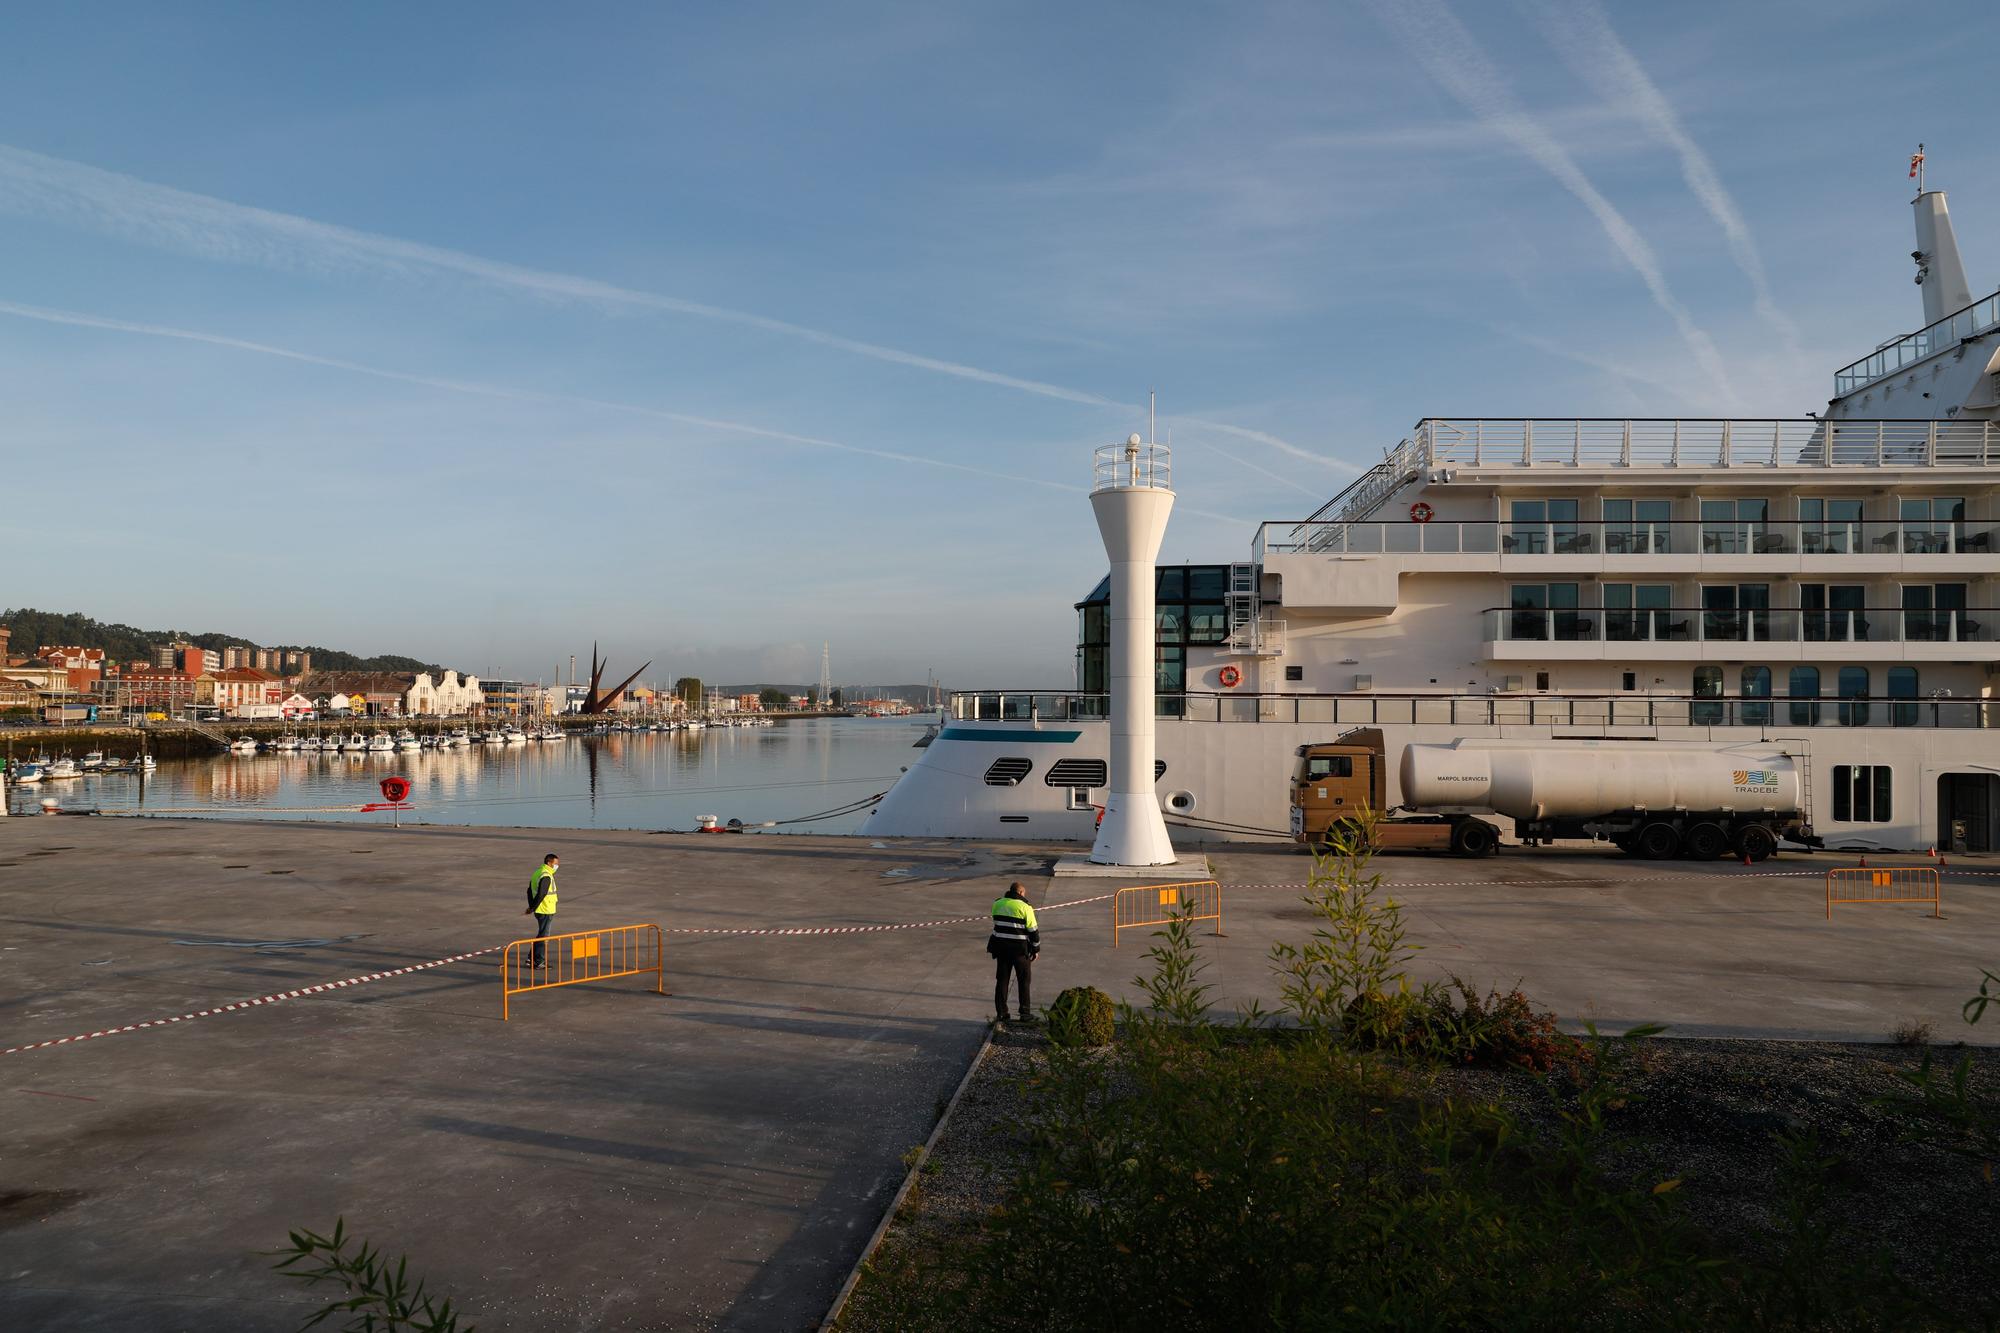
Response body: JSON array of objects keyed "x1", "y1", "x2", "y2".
[
  {"x1": 1263, "y1": 518, "x2": 1997, "y2": 569},
  {"x1": 1481, "y1": 605, "x2": 2000, "y2": 662}
]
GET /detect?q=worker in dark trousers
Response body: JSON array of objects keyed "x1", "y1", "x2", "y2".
[
  {"x1": 524, "y1": 853, "x2": 559, "y2": 968},
  {"x1": 988, "y1": 882, "x2": 1040, "y2": 1023}
]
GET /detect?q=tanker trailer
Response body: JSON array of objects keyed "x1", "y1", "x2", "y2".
[{"x1": 1399, "y1": 738, "x2": 1808, "y2": 861}]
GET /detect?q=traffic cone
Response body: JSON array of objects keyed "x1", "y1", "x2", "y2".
[
  {"x1": 1741, "y1": 853, "x2": 1752, "y2": 866},
  {"x1": 1858, "y1": 856, "x2": 1868, "y2": 867},
  {"x1": 1928, "y1": 847, "x2": 1938, "y2": 858}
]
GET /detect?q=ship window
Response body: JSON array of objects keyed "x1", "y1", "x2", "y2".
[
  {"x1": 1621, "y1": 672, "x2": 1637, "y2": 691},
  {"x1": 1507, "y1": 498, "x2": 1580, "y2": 553},
  {"x1": 1604, "y1": 498, "x2": 1672, "y2": 554},
  {"x1": 1899, "y1": 497, "x2": 1964, "y2": 553},
  {"x1": 1838, "y1": 667, "x2": 1870, "y2": 727},
  {"x1": 1284, "y1": 665, "x2": 1303, "y2": 681},
  {"x1": 1187, "y1": 604, "x2": 1228, "y2": 644},
  {"x1": 1801, "y1": 584, "x2": 1866, "y2": 642},
  {"x1": 1305, "y1": 755, "x2": 1353, "y2": 780},
  {"x1": 1831, "y1": 765, "x2": 1892, "y2": 822},
  {"x1": 1700, "y1": 498, "x2": 1770, "y2": 554},
  {"x1": 1156, "y1": 605, "x2": 1184, "y2": 641},
  {"x1": 1692, "y1": 666, "x2": 1724, "y2": 724},
  {"x1": 1888, "y1": 666, "x2": 1919, "y2": 728},
  {"x1": 1157, "y1": 567, "x2": 1187, "y2": 600},
  {"x1": 1154, "y1": 760, "x2": 1167, "y2": 781},
  {"x1": 1800, "y1": 498, "x2": 1864, "y2": 554},
  {"x1": 1157, "y1": 647, "x2": 1184, "y2": 694},
  {"x1": 1187, "y1": 566, "x2": 1227, "y2": 601},
  {"x1": 1046, "y1": 758, "x2": 1108, "y2": 788},
  {"x1": 1740, "y1": 666, "x2": 1773, "y2": 725},
  {"x1": 983, "y1": 758, "x2": 1033, "y2": 786}
]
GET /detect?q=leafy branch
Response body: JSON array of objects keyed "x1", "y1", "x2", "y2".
[{"x1": 269, "y1": 1218, "x2": 472, "y2": 1332}]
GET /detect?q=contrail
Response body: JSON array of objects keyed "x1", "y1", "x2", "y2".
[
  {"x1": 1364, "y1": 0, "x2": 1738, "y2": 406},
  {"x1": 0, "y1": 300, "x2": 1062, "y2": 492},
  {"x1": 0, "y1": 143, "x2": 1354, "y2": 472},
  {"x1": 1520, "y1": 0, "x2": 1803, "y2": 366}
]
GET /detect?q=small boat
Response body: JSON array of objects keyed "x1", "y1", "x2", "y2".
[
  {"x1": 229, "y1": 737, "x2": 259, "y2": 754},
  {"x1": 138, "y1": 753, "x2": 158, "y2": 771},
  {"x1": 10, "y1": 762, "x2": 44, "y2": 784},
  {"x1": 396, "y1": 735, "x2": 422, "y2": 752},
  {"x1": 45, "y1": 757, "x2": 83, "y2": 779},
  {"x1": 346, "y1": 732, "x2": 369, "y2": 752},
  {"x1": 81, "y1": 750, "x2": 106, "y2": 769},
  {"x1": 368, "y1": 732, "x2": 395, "y2": 752},
  {"x1": 275, "y1": 734, "x2": 302, "y2": 752}
]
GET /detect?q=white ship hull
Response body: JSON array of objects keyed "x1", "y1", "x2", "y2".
[{"x1": 867, "y1": 700, "x2": 1999, "y2": 853}]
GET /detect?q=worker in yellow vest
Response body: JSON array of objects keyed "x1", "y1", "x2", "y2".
[
  {"x1": 524, "y1": 853, "x2": 559, "y2": 968},
  {"x1": 987, "y1": 882, "x2": 1040, "y2": 1023}
]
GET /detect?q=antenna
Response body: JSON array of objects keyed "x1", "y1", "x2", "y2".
[{"x1": 1149, "y1": 389, "x2": 1156, "y2": 445}]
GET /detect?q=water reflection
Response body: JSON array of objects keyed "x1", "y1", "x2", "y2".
[{"x1": 7, "y1": 719, "x2": 922, "y2": 833}]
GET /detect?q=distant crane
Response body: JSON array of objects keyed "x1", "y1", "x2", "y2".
[{"x1": 819, "y1": 642, "x2": 832, "y2": 709}]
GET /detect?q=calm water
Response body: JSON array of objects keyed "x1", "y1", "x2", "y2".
[{"x1": 5, "y1": 718, "x2": 931, "y2": 832}]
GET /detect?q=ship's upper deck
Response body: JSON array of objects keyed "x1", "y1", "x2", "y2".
[
  {"x1": 1834, "y1": 288, "x2": 2000, "y2": 397},
  {"x1": 1412, "y1": 416, "x2": 2000, "y2": 471}
]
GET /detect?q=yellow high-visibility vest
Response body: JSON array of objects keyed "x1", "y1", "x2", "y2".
[{"x1": 530, "y1": 866, "x2": 558, "y2": 915}]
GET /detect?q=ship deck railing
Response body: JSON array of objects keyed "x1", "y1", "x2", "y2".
[
  {"x1": 1414, "y1": 417, "x2": 2000, "y2": 470},
  {"x1": 947, "y1": 690, "x2": 1995, "y2": 730},
  {"x1": 1834, "y1": 289, "x2": 2000, "y2": 395},
  {"x1": 1484, "y1": 605, "x2": 1995, "y2": 646},
  {"x1": 1260, "y1": 517, "x2": 1997, "y2": 557}
]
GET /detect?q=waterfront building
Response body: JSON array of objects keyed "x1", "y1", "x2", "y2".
[
  {"x1": 870, "y1": 188, "x2": 2000, "y2": 854},
  {"x1": 106, "y1": 665, "x2": 201, "y2": 713},
  {"x1": 198, "y1": 668, "x2": 281, "y2": 713}
]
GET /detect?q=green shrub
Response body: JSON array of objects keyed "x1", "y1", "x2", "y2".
[{"x1": 1045, "y1": 986, "x2": 1114, "y2": 1046}]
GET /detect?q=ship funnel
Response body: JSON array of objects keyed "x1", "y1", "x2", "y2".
[
  {"x1": 1087, "y1": 433, "x2": 1177, "y2": 866},
  {"x1": 1913, "y1": 190, "x2": 1974, "y2": 325}
]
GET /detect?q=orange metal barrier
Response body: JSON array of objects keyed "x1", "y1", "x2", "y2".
[
  {"x1": 1825, "y1": 867, "x2": 1942, "y2": 920},
  {"x1": 501, "y1": 922, "x2": 666, "y2": 1020},
  {"x1": 1112, "y1": 880, "x2": 1223, "y2": 947}
]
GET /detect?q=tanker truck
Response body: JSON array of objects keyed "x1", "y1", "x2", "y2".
[{"x1": 1291, "y1": 728, "x2": 1810, "y2": 861}]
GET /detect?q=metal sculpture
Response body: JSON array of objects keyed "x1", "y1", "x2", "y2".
[{"x1": 581, "y1": 642, "x2": 651, "y2": 714}]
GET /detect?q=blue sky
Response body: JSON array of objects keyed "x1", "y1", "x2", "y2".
[{"x1": 3, "y1": 1, "x2": 1994, "y2": 688}]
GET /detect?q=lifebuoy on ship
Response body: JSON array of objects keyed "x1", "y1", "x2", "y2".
[
  {"x1": 1218, "y1": 665, "x2": 1241, "y2": 688},
  {"x1": 1409, "y1": 501, "x2": 1434, "y2": 523}
]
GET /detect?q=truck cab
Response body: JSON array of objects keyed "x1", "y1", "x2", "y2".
[{"x1": 1290, "y1": 728, "x2": 1499, "y2": 856}]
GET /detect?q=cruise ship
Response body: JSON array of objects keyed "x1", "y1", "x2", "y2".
[{"x1": 868, "y1": 187, "x2": 2000, "y2": 854}]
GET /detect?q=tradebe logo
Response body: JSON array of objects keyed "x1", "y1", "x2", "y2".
[{"x1": 1733, "y1": 769, "x2": 1778, "y2": 790}]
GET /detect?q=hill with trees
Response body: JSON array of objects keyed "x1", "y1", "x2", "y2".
[{"x1": 0, "y1": 608, "x2": 441, "y2": 675}]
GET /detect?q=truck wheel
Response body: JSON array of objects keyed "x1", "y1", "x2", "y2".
[
  {"x1": 1683, "y1": 823, "x2": 1728, "y2": 860},
  {"x1": 1733, "y1": 824, "x2": 1777, "y2": 863},
  {"x1": 1451, "y1": 820, "x2": 1497, "y2": 857},
  {"x1": 1636, "y1": 822, "x2": 1680, "y2": 860}
]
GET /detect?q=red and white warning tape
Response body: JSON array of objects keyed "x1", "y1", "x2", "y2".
[
  {"x1": 0, "y1": 891, "x2": 1126, "y2": 1058},
  {"x1": 0, "y1": 945, "x2": 502, "y2": 1058}
]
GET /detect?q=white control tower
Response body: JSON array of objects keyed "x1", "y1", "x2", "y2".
[{"x1": 1087, "y1": 433, "x2": 1179, "y2": 866}]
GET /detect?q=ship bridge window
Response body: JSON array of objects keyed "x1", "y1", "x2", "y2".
[
  {"x1": 1155, "y1": 759, "x2": 1167, "y2": 781},
  {"x1": 1046, "y1": 758, "x2": 1108, "y2": 788},
  {"x1": 983, "y1": 758, "x2": 1033, "y2": 786},
  {"x1": 1832, "y1": 765, "x2": 1893, "y2": 822}
]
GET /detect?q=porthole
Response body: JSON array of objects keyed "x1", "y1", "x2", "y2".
[
  {"x1": 1164, "y1": 790, "x2": 1197, "y2": 815},
  {"x1": 1045, "y1": 758, "x2": 1109, "y2": 788},
  {"x1": 983, "y1": 757, "x2": 1032, "y2": 786}
]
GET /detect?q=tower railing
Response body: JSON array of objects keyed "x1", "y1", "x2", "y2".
[{"x1": 1091, "y1": 438, "x2": 1172, "y2": 492}]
